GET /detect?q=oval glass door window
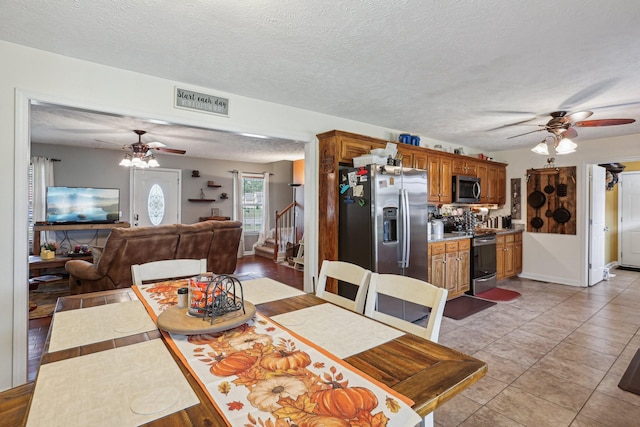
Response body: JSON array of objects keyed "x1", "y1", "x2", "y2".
[{"x1": 148, "y1": 184, "x2": 165, "y2": 225}]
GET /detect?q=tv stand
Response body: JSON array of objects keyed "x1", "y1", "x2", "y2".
[{"x1": 33, "y1": 222, "x2": 130, "y2": 254}]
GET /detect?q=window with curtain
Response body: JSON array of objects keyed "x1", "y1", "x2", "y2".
[{"x1": 242, "y1": 174, "x2": 265, "y2": 234}]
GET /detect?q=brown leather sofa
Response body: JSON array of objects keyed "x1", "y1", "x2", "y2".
[{"x1": 65, "y1": 220, "x2": 242, "y2": 294}]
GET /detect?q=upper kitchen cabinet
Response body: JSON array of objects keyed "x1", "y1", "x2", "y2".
[
  {"x1": 477, "y1": 161, "x2": 506, "y2": 205},
  {"x1": 338, "y1": 135, "x2": 376, "y2": 164},
  {"x1": 395, "y1": 145, "x2": 428, "y2": 169},
  {"x1": 427, "y1": 154, "x2": 452, "y2": 204},
  {"x1": 452, "y1": 157, "x2": 478, "y2": 177}
]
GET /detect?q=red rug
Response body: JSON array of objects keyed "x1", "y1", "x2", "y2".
[{"x1": 476, "y1": 287, "x2": 521, "y2": 302}]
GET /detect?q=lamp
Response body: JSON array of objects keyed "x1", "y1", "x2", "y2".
[
  {"x1": 531, "y1": 135, "x2": 577, "y2": 155},
  {"x1": 119, "y1": 152, "x2": 160, "y2": 168},
  {"x1": 554, "y1": 137, "x2": 577, "y2": 155},
  {"x1": 531, "y1": 140, "x2": 550, "y2": 155}
]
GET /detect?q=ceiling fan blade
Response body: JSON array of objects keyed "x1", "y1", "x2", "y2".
[
  {"x1": 574, "y1": 118, "x2": 636, "y2": 127},
  {"x1": 506, "y1": 128, "x2": 545, "y2": 139},
  {"x1": 487, "y1": 118, "x2": 540, "y2": 131},
  {"x1": 563, "y1": 127, "x2": 579, "y2": 139},
  {"x1": 146, "y1": 141, "x2": 167, "y2": 148},
  {"x1": 95, "y1": 138, "x2": 128, "y2": 148},
  {"x1": 564, "y1": 110, "x2": 593, "y2": 123},
  {"x1": 154, "y1": 147, "x2": 186, "y2": 155}
]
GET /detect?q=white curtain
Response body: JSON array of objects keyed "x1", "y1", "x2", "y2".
[
  {"x1": 253, "y1": 172, "x2": 270, "y2": 250},
  {"x1": 30, "y1": 157, "x2": 55, "y2": 248},
  {"x1": 232, "y1": 170, "x2": 244, "y2": 259}
]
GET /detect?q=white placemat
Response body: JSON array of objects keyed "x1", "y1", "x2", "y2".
[
  {"x1": 27, "y1": 339, "x2": 199, "y2": 427},
  {"x1": 48, "y1": 300, "x2": 157, "y2": 352},
  {"x1": 239, "y1": 277, "x2": 306, "y2": 305},
  {"x1": 271, "y1": 303, "x2": 405, "y2": 358}
]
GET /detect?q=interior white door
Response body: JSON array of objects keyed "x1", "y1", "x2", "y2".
[
  {"x1": 620, "y1": 171, "x2": 640, "y2": 267},
  {"x1": 588, "y1": 165, "x2": 606, "y2": 286},
  {"x1": 131, "y1": 168, "x2": 181, "y2": 227}
]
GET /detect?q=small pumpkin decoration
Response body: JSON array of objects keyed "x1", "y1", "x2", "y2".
[
  {"x1": 210, "y1": 351, "x2": 256, "y2": 377},
  {"x1": 312, "y1": 386, "x2": 378, "y2": 419},
  {"x1": 299, "y1": 415, "x2": 350, "y2": 427},
  {"x1": 246, "y1": 376, "x2": 308, "y2": 412},
  {"x1": 260, "y1": 349, "x2": 312, "y2": 371},
  {"x1": 228, "y1": 333, "x2": 273, "y2": 351}
]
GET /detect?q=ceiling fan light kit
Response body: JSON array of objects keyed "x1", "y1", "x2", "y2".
[
  {"x1": 118, "y1": 129, "x2": 186, "y2": 168},
  {"x1": 554, "y1": 138, "x2": 577, "y2": 155},
  {"x1": 531, "y1": 140, "x2": 550, "y2": 155}
]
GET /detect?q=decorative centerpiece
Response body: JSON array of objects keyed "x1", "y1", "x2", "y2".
[
  {"x1": 40, "y1": 242, "x2": 57, "y2": 259},
  {"x1": 156, "y1": 274, "x2": 256, "y2": 335},
  {"x1": 188, "y1": 273, "x2": 246, "y2": 324}
]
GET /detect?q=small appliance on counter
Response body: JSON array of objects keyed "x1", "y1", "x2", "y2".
[{"x1": 431, "y1": 219, "x2": 444, "y2": 239}]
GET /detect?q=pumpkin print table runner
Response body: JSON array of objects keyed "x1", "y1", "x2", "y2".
[{"x1": 134, "y1": 283, "x2": 422, "y2": 426}]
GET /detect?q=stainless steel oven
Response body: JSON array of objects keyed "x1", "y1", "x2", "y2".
[{"x1": 469, "y1": 232, "x2": 497, "y2": 295}]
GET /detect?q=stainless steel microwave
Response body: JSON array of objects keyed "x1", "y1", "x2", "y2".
[{"x1": 452, "y1": 175, "x2": 481, "y2": 203}]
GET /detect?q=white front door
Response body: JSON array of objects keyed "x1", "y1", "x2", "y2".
[
  {"x1": 131, "y1": 168, "x2": 181, "y2": 227},
  {"x1": 620, "y1": 171, "x2": 640, "y2": 267},
  {"x1": 588, "y1": 165, "x2": 606, "y2": 286}
]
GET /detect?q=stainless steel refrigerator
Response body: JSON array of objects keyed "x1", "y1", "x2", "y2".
[{"x1": 338, "y1": 164, "x2": 429, "y2": 322}]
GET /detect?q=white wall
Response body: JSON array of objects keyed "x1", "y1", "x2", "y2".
[
  {"x1": 493, "y1": 135, "x2": 640, "y2": 287},
  {"x1": 1, "y1": 40, "x2": 428, "y2": 390}
]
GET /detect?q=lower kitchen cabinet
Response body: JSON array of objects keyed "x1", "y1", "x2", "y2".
[
  {"x1": 497, "y1": 232, "x2": 522, "y2": 281},
  {"x1": 514, "y1": 232, "x2": 522, "y2": 274},
  {"x1": 428, "y1": 238, "x2": 470, "y2": 299}
]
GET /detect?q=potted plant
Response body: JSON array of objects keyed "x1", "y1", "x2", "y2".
[{"x1": 40, "y1": 242, "x2": 57, "y2": 260}]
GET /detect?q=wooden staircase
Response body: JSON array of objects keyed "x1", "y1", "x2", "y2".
[{"x1": 254, "y1": 201, "x2": 298, "y2": 262}]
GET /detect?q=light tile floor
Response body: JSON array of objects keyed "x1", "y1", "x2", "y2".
[{"x1": 434, "y1": 268, "x2": 640, "y2": 427}]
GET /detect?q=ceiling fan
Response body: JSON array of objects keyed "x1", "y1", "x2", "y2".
[
  {"x1": 105, "y1": 130, "x2": 186, "y2": 168},
  {"x1": 121, "y1": 129, "x2": 187, "y2": 155},
  {"x1": 507, "y1": 111, "x2": 636, "y2": 140}
]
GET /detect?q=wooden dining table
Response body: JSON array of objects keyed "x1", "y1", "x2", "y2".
[{"x1": 13, "y1": 287, "x2": 487, "y2": 426}]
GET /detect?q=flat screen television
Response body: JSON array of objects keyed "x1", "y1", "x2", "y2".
[{"x1": 46, "y1": 186, "x2": 120, "y2": 224}]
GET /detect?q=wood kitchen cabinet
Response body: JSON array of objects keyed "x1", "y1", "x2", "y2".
[
  {"x1": 497, "y1": 232, "x2": 522, "y2": 281},
  {"x1": 514, "y1": 232, "x2": 522, "y2": 274},
  {"x1": 428, "y1": 238, "x2": 470, "y2": 299},
  {"x1": 452, "y1": 158, "x2": 478, "y2": 177},
  {"x1": 477, "y1": 162, "x2": 506, "y2": 205},
  {"x1": 427, "y1": 154, "x2": 452, "y2": 204},
  {"x1": 317, "y1": 130, "x2": 509, "y2": 291},
  {"x1": 339, "y1": 137, "x2": 375, "y2": 163}
]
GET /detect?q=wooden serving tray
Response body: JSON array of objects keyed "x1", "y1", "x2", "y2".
[{"x1": 157, "y1": 302, "x2": 256, "y2": 335}]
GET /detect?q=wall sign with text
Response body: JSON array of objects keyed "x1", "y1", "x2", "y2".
[{"x1": 174, "y1": 87, "x2": 229, "y2": 116}]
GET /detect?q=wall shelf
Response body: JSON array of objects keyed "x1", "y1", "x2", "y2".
[
  {"x1": 207, "y1": 184, "x2": 222, "y2": 188},
  {"x1": 188, "y1": 199, "x2": 216, "y2": 202}
]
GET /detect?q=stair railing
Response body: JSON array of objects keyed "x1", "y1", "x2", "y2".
[{"x1": 274, "y1": 202, "x2": 296, "y2": 262}]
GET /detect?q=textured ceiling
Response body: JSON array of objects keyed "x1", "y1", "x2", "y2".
[
  {"x1": 29, "y1": 103, "x2": 306, "y2": 163},
  {"x1": 3, "y1": 1, "x2": 640, "y2": 159}
]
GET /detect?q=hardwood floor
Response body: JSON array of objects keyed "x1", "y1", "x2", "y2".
[{"x1": 26, "y1": 255, "x2": 302, "y2": 381}]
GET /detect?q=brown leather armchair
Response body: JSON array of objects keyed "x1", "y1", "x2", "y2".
[{"x1": 65, "y1": 220, "x2": 242, "y2": 294}]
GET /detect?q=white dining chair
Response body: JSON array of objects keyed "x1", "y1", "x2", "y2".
[
  {"x1": 315, "y1": 260, "x2": 372, "y2": 313},
  {"x1": 364, "y1": 273, "x2": 448, "y2": 343},
  {"x1": 131, "y1": 258, "x2": 207, "y2": 285}
]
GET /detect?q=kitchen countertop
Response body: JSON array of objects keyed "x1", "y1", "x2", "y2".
[{"x1": 428, "y1": 224, "x2": 525, "y2": 243}]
